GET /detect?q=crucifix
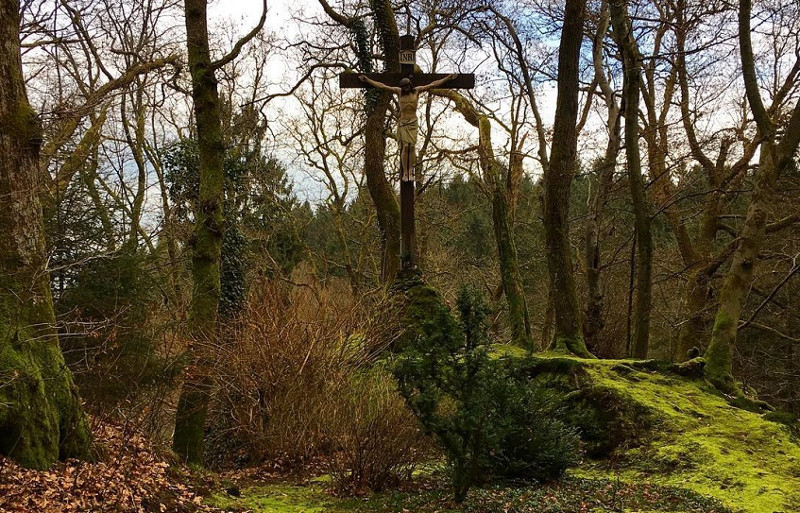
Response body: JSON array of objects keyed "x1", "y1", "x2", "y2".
[{"x1": 340, "y1": 34, "x2": 475, "y2": 269}]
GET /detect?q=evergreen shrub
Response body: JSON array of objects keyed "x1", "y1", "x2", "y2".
[{"x1": 394, "y1": 285, "x2": 579, "y2": 502}]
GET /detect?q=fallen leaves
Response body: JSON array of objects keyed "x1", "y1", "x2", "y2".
[{"x1": 0, "y1": 420, "x2": 227, "y2": 513}]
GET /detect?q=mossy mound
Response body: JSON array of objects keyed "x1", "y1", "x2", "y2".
[{"x1": 520, "y1": 355, "x2": 800, "y2": 513}]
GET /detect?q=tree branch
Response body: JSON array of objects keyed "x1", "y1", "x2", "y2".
[{"x1": 210, "y1": 0, "x2": 267, "y2": 71}]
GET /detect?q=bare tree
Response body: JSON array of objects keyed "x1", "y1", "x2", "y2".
[
  {"x1": 173, "y1": 0, "x2": 266, "y2": 464},
  {"x1": 610, "y1": 0, "x2": 653, "y2": 358},
  {"x1": 543, "y1": 0, "x2": 594, "y2": 357},
  {"x1": 705, "y1": 0, "x2": 800, "y2": 393}
]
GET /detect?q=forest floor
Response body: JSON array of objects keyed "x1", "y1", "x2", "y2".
[
  {"x1": 1, "y1": 356, "x2": 798, "y2": 513},
  {"x1": 204, "y1": 473, "x2": 735, "y2": 513},
  {"x1": 0, "y1": 436, "x2": 736, "y2": 513}
]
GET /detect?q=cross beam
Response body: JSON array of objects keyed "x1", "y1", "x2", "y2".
[
  {"x1": 340, "y1": 34, "x2": 474, "y2": 270},
  {"x1": 339, "y1": 72, "x2": 475, "y2": 89}
]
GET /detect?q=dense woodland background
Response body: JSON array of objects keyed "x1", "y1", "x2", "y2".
[{"x1": 2, "y1": 0, "x2": 800, "y2": 509}]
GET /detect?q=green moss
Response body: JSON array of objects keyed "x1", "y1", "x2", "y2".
[
  {"x1": 488, "y1": 343, "x2": 529, "y2": 359},
  {"x1": 705, "y1": 311, "x2": 738, "y2": 394},
  {"x1": 205, "y1": 484, "x2": 343, "y2": 512},
  {"x1": 549, "y1": 335, "x2": 596, "y2": 359},
  {"x1": 549, "y1": 357, "x2": 800, "y2": 513},
  {"x1": 0, "y1": 102, "x2": 41, "y2": 147},
  {"x1": 208, "y1": 477, "x2": 734, "y2": 512},
  {"x1": 1, "y1": 286, "x2": 91, "y2": 468}
]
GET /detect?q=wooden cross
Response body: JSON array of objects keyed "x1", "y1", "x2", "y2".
[{"x1": 340, "y1": 34, "x2": 474, "y2": 269}]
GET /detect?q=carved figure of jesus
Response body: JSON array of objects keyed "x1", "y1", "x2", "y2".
[{"x1": 358, "y1": 74, "x2": 457, "y2": 181}]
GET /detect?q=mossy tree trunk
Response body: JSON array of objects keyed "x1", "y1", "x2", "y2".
[
  {"x1": 0, "y1": 0, "x2": 92, "y2": 469},
  {"x1": 173, "y1": 0, "x2": 226, "y2": 464},
  {"x1": 610, "y1": 0, "x2": 652, "y2": 359},
  {"x1": 544, "y1": 0, "x2": 593, "y2": 358},
  {"x1": 671, "y1": 4, "x2": 757, "y2": 361},
  {"x1": 173, "y1": 0, "x2": 266, "y2": 463},
  {"x1": 365, "y1": 0, "x2": 402, "y2": 282},
  {"x1": 704, "y1": 0, "x2": 800, "y2": 393},
  {"x1": 434, "y1": 90, "x2": 533, "y2": 348},
  {"x1": 492, "y1": 186, "x2": 532, "y2": 347}
]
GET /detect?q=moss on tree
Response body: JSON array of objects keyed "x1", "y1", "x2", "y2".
[
  {"x1": 1, "y1": 0, "x2": 91, "y2": 468},
  {"x1": 704, "y1": 311, "x2": 738, "y2": 394}
]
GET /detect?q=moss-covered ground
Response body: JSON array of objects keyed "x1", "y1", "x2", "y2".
[
  {"x1": 205, "y1": 355, "x2": 800, "y2": 513},
  {"x1": 551, "y1": 356, "x2": 800, "y2": 513},
  {"x1": 206, "y1": 477, "x2": 734, "y2": 513}
]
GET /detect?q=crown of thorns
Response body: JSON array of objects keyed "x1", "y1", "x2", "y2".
[{"x1": 400, "y1": 78, "x2": 412, "y2": 86}]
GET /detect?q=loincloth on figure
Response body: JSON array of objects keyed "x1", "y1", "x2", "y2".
[{"x1": 396, "y1": 119, "x2": 418, "y2": 146}]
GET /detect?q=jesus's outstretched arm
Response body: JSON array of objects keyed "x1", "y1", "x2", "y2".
[
  {"x1": 358, "y1": 75, "x2": 401, "y2": 94},
  {"x1": 416, "y1": 73, "x2": 458, "y2": 92}
]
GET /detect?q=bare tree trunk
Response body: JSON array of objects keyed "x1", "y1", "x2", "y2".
[
  {"x1": 705, "y1": 0, "x2": 800, "y2": 392},
  {"x1": 492, "y1": 185, "x2": 532, "y2": 346},
  {"x1": 173, "y1": 0, "x2": 226, "y2": 464},
  {"x1": 364, "y1": 91, "x2": 402, "y2": 283},
  {"x1": 173, "y1": 0, "x2": 266, "y2": 463},
  {"x1": 366, "y1": 0, "x2": 402, "y2": 282},
  {"x1": 544, "y1": 0, "x2": 593, "y2": 357},
  {"x1": 317, "y1": 0, "x2": 402, "y2": 283},
  {"x1": 583, "y1": 2, "x2": 620, "y2": 346},
  {"x1": 0, "y1": 0, "x2": 91, "y2": 468},
  {"x1": 122, "y1": 88, "x2": 148, "y2": 252},
  {"x1": 435, "y1": 90, "x2": 532, "y2": 347},
  {"x1": 672, "y1": 4, "x2": 756, "y2": 360},
  {"x1": 706, "y1": 147, "x2": 778, "y2": 393},
  {"x1": 610, "y1": 0, "x2": 652, "y2": 359}
]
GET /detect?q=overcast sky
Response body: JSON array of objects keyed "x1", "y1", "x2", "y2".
[{"x1": 208, "y1": 0, "x2": 319, "y2": 38}]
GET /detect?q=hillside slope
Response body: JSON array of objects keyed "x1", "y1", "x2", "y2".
[{"x1": 521, "y1": 355, "x2": 800, "y2": 513}]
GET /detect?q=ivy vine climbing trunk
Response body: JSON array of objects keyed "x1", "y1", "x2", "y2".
[
  {"x1": 173, "y1": 0, "x2": 265, "y2": 463},
  {"x1": 0, "y1": 0, "x2": 92, "y2": 469},
  {"x1": 543, "y1": 0, "x2": 593, "y2": 357},
  {"x1": 704, "y1": 0, "x2": 800, "y2": 393},
  {"x1": 172, "y1": 0, "x2": 227, "y2": 464},
  {"x1": 610, "y1": 0, "x2": 652, "y2": 359}
]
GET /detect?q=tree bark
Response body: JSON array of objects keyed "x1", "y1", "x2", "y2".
[
  {"x1": 704, "y1": 0, "x2": 800, "y2": 393},
  {"x1": 364, "y1": 91, "x2": 402, "y2": 282},
  {"x1": 610, "y1": 0, "x2": 652, "y2": 359},
  {"x1": 492, "y1": 185, "x2": 532, "y2": 347},
  {"x1": 366, "y1": 0, "x2": 402, "y2": 282},
  {"x1": 583, "y1": 2, "x2": 620, "y2": 346},
  {"x1": 317, "y1": 0, "x2": 402, "y2": 283},
  {"x1": 671, "y1": 3, "x2": 756, "y2": 360},
  {"x1": 544, "y1": 0, "x2": 593, "y2": 357},
  {"x1": 0, "y1": 0, "x2": 92, "y2": 469},
  {"x1": 173, "y1": 0, "x2": 226, "y2": 464}
]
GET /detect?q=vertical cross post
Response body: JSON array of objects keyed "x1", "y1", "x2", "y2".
[
  {"x1": 399, "y1": 34, "x2": 416, "y2": 268},
  {"x1": 339, "y1": 35, "x2": 474, "y2": 273}
]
